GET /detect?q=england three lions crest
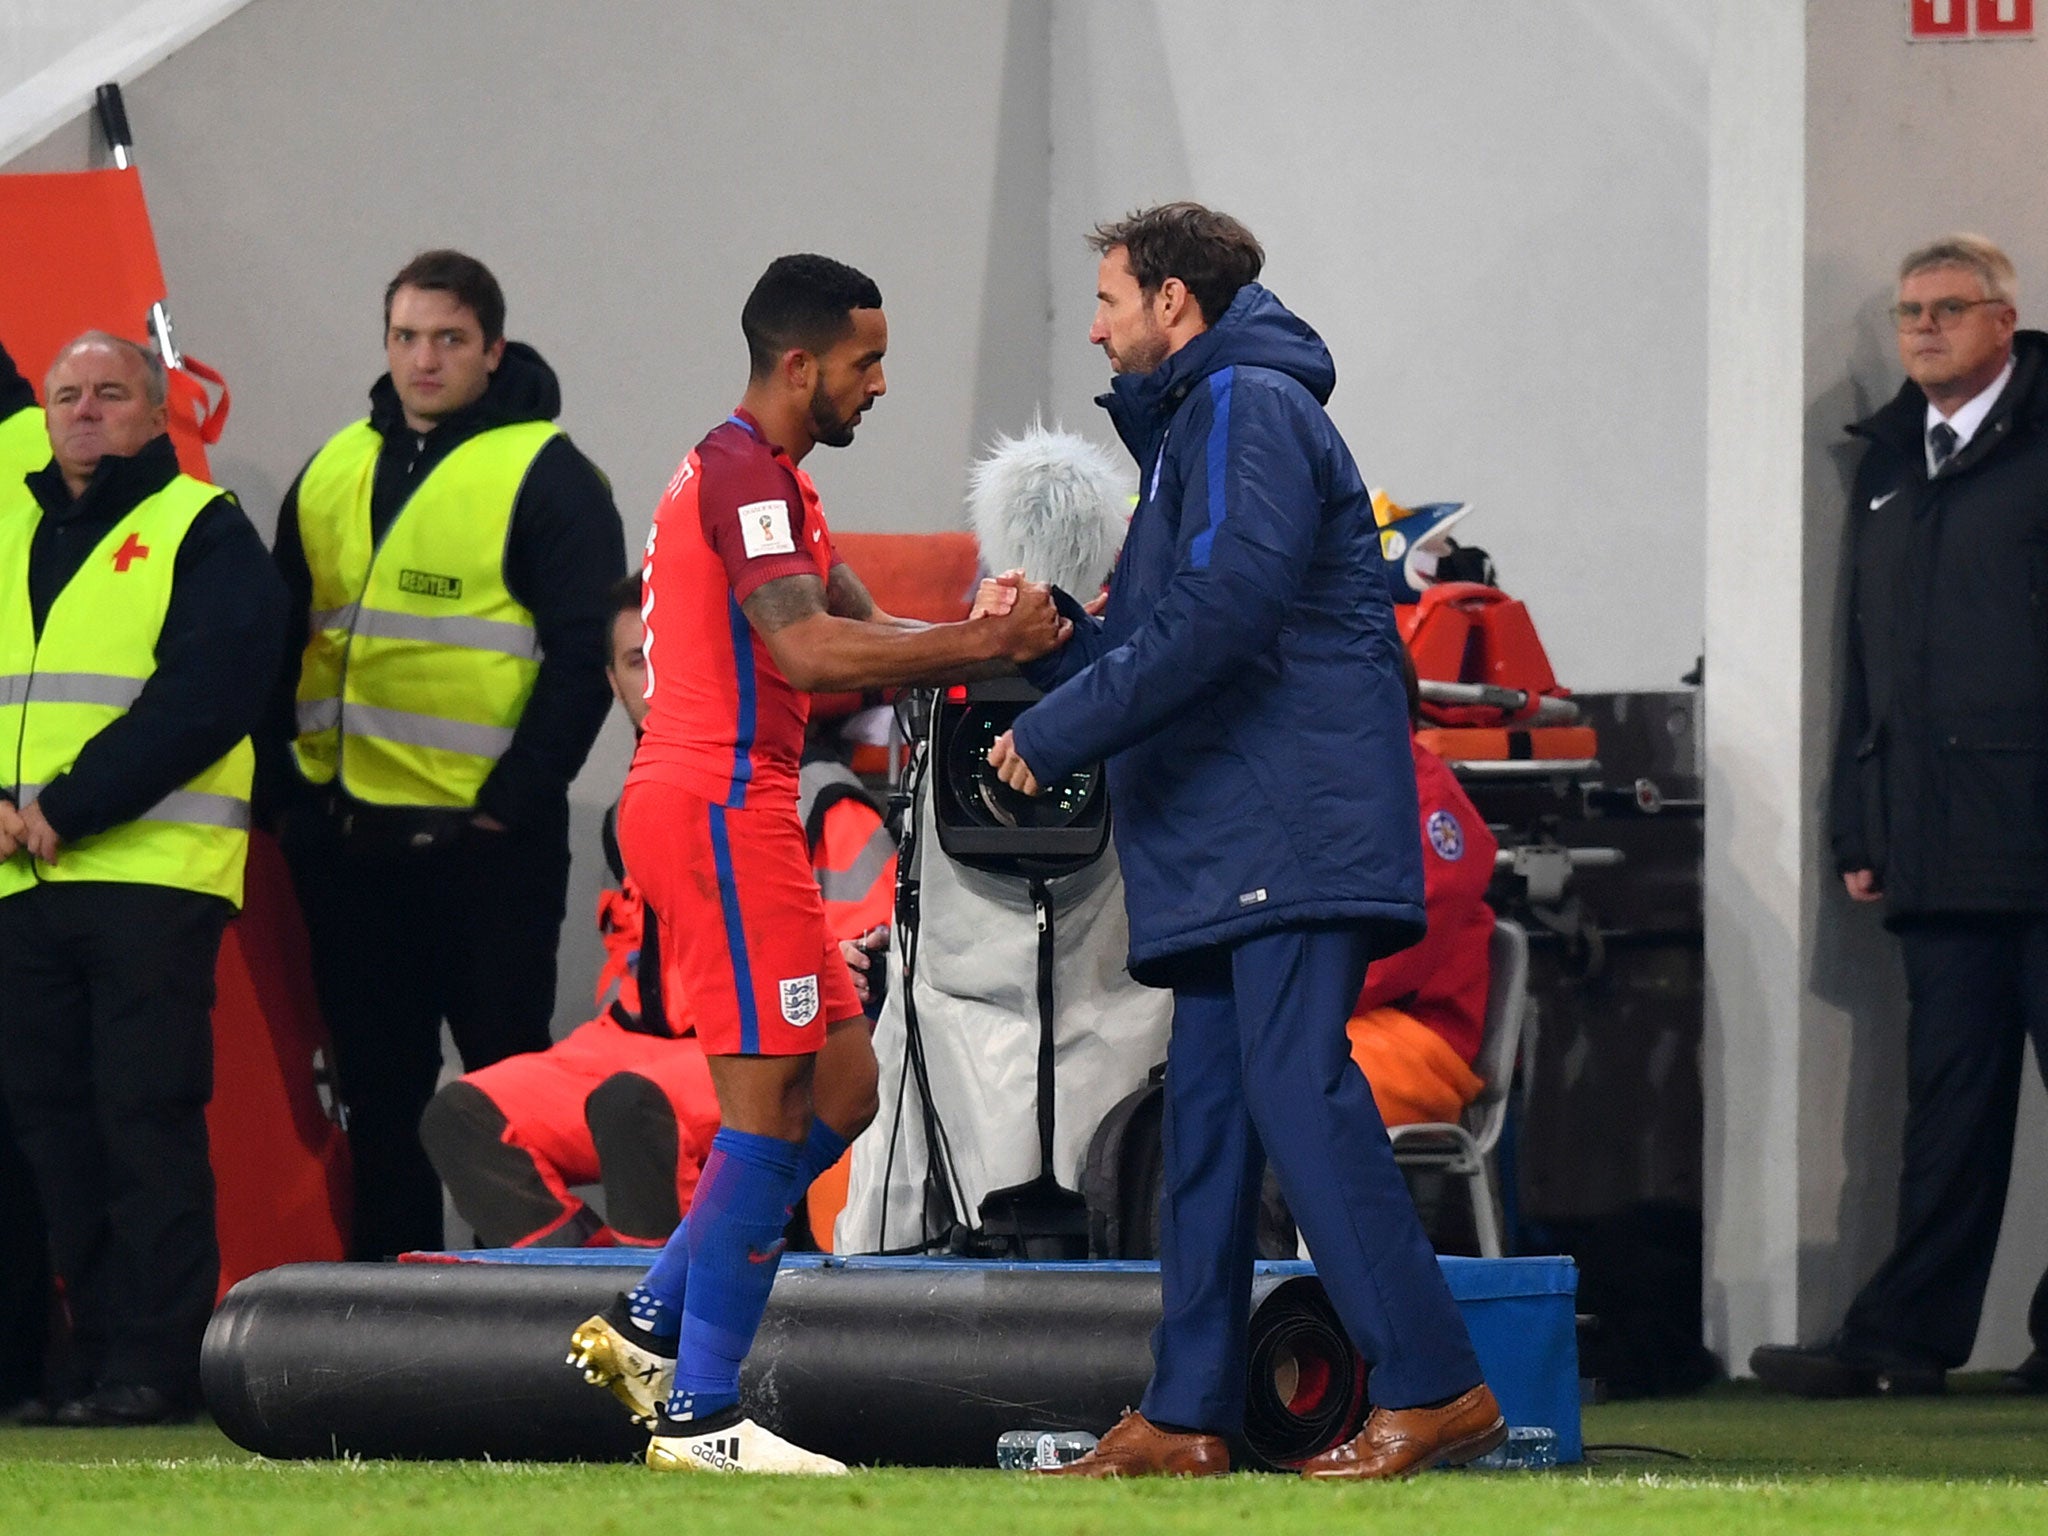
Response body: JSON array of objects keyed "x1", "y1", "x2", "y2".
[{"x1": 779, "y1": 974, "x2": 820, "y2": 1027}]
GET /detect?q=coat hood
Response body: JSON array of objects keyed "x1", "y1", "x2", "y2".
[
  {"x1": 1098, "y1": 283, "x2": 1336, "y2": 457},
  {"x1": 367, "y1": 339, "x2": 564, "y2": 438}
]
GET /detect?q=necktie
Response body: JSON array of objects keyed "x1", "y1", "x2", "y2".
[{"x1": 1930, "y1": 421, "x2": 1959, "y2": 470}]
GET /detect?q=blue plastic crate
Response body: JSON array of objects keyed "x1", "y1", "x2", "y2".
[{"x1": 1438, "y1": 1255, "x2": 1581, "y2": 1462}]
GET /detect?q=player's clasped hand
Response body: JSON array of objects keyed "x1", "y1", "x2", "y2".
[{"x1": 988, "y1": 580, "x2": 1070, "y2": 662}]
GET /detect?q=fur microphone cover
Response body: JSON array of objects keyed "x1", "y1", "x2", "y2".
[{"x1": 966, "y1": 421, "x2": 1132, "y2": 596}]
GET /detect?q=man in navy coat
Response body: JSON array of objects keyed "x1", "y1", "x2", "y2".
[{"x1": 987, "y1": 202, "x2": 1503, "y2": 1479}]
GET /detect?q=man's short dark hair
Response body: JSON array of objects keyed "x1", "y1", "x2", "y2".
[
  {"x1": 610, "y1": 570, "x2": 644, "y2": 620},
  {"x1": 742, "y1": 255, "x2": 883, "y2": 380},
  {"x1": 384, "y1": 249, "x2": 507, "y2": 345},
  {"x1": 1087, "y1": 202, "x2": 1265, "y2": 327}
]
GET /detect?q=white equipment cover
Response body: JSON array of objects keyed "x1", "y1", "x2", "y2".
[
  {"x1": 835, "y1": 785, "x2": 1171, "y2": 1253},
  {"x1": 837, "y1": 420, "x2": 1169, "y2": 1254}
]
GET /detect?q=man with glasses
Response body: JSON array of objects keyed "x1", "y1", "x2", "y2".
[{"x1": 1752, "y1": 234, "x2": 2048, "y2": 1397}]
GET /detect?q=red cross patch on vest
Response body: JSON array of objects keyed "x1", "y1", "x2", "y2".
[{"x1": 112, "y1": 532, "x2": 151, "y2": 572}]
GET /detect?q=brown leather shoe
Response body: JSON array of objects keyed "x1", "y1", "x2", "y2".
[
  {"x1": 1039, "y1": 1409, "x2": 1230, "y2": 1478},
  {"x1": 1298, "y1": 1384, "x2": 1506, "y2": 1480}
]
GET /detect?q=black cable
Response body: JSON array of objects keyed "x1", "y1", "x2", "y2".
[
  {"x1": 873, "y1": 722, "x2": 970, "y2": 1254},
  {"x1": 1581, "y1": 1442, "x2": 1692, "y2": 1462}
]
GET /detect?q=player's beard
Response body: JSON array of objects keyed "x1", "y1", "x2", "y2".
[{"x1": 809, "y1": 380, "x2": 860, "y2": 448}]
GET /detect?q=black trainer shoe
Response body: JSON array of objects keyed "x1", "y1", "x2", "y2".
[
  {"x1": 2006, "y1": 1350, "x2": 2048, "y2": 1393},
  {"x1": 1750, "y1": 1338, "x2": 1945, "y2": 1398},
  {"x1": 52, "y1": 1384, "x2": 193, "y2": 1426}
]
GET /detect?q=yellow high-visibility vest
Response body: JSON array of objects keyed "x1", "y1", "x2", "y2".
[
  {"x1": 0, "y1": 471, "x2": 253, "y2": 905},
  {"x1": 290, "y1": 419, "x2": 555, "y2": 808},
  {"x1": 0, "y1": 402, "x2": 49, "y2": 488}
]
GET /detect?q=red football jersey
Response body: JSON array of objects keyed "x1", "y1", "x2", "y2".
[{"x1": 630, "y1": 411, "x2": 839, "y2": 808}]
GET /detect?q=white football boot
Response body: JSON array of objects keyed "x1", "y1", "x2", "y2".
[{"x1": 645, "y1": 1414, "x2": 849, "y2": 1475}]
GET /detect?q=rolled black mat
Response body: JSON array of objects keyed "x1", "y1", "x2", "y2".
[{"x1": 202, "y1": 1258, "x2": 1363, "y2": 1469}]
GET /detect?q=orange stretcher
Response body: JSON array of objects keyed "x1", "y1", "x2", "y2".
[{"x1": 1402, "y1": 581, "x2": 1596, "y2": 764}]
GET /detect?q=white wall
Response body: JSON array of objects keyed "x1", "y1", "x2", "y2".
[
  {"x1": 1048, "y1": 0, "x2": 1712, "y2": 696},
  {"x1": 1700, "y1": 0, "x2": 1808, "y2": 1367}
]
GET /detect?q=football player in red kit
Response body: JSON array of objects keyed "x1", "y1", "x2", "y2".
[{"x1": 569, "y1": 254, "x2": 1066, "y2": 1474}]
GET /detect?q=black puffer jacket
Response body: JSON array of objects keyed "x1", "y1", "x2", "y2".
[{"x1": 1831, "y1": 330, "x2": 2048, "y2": 918}]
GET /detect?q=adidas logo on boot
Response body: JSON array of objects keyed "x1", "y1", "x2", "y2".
[{"x1": 646, "y1": 1412, "x2": 847, "y2": 1476}]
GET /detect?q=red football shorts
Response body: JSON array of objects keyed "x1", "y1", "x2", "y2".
[{"x1": 618, "y1": 779, "x2": 862, "y2": 1057}]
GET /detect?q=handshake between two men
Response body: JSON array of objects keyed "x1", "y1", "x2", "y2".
[{"x1": 972, "y1": 568, "x2": 1111, "y2": 798}]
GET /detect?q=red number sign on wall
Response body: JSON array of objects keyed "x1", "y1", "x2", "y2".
[
  {"x1": 1911, "y1": 0, "x2": 2035, "y2": 36},
  {"x1": 1976, "y1": 0, "x2": 2034, "y2": 35},
  {"x1": 1912, "y1": 0, "x2": 1969, "y2": 33}
]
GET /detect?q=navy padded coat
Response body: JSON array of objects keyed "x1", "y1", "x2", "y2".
[{"x1": 1011, "y1": 283, "x2": 1424, "y2": 983}]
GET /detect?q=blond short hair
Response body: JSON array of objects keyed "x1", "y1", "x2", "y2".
[{"x1": 1899, "y1": 234, "x2": 2019, "y2": 309}]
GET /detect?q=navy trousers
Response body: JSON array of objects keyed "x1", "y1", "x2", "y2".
[
  {"x1": 1842, "y1": 915, "x2": 2048, "y2": 1369},
  {"x1": 1140, "y1": 922, "x2": 1483, "y2": 1434}
]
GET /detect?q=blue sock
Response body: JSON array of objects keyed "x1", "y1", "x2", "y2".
[
  {"x1": 665, "y1": 1128, "x2": 802, "y2": 1423},
  {"x1": 629, "y1": 1117, "x2": 851, "y2": 1338},
  {"x1": 795, "y1": 1117, "x2": 851, "y2": 1198},
  {"x1": 627, "y1": 1223, "x2": 691, "y2": 1340}
]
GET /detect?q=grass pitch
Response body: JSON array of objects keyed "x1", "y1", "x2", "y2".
[{"x1": 4, "y1": 1380, "x2": 2046, "y2": 1536}]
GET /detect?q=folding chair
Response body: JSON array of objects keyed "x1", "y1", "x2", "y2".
[{"x1": 1387, "y1": 918, "x2": 1531, "y2": 1257}]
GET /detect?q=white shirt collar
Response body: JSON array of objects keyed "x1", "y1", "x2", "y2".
[{"x1": 1925, "y1": 352, "x2": 2016, "y2": 473}]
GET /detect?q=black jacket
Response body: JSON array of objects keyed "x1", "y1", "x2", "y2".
[
  {"x1": 1830, "y1": 329, "x2": 2048, "y2": 918},
  {"x1": 10, "y1": 434, "x2": 289, "y2": 842},
  {"x1": 1, "y1": 341, "x2": 35, "y2": 421},
  {"x1": 261, "y1": 342, "x2": 627, "y2": 831}
]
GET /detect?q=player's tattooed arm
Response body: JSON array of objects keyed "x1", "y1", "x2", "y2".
[
  {"x1": 741, "y1": 570, "x2": 1067, "y2": 693},
  {"x1": 741, "y1": 571, "x2": 830, "y2": 636},
  {"x1": 826, "y1": 562, "x2": 926, "y2": 630}
]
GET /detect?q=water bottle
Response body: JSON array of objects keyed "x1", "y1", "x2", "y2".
[
  {"x1": 996, "y1": 1429, "x2": 1099, "y2": 1470},
  {"x1": 1469, "y1": 1425, "x2": 1558, "y2": 1471}
]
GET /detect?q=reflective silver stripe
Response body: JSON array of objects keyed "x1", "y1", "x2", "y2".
[
  {"x1": 0, "y1": 671, "x2": 145, "y2": 709},
  {"x1": 350, "y1": 606, "x2": 538, "y2": 659},
  {"x1": 817, "y1": 826, "x2": 897, "y2": 905},
  {"x1": 10, "y1": 783, "x2": 247, "y2": 829},
  {"x1": 341, "y1": 702, "x2": 515, "y2": 758},
  {"x1": 296, "y1": 697, "x2": 342, "y2": 734},
  {"x1": 309, "y1": 604, "x2": 356, "y2": 633},
  {"x1": 140, "y1": 790, "x2": 251, "y2": 830}
]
